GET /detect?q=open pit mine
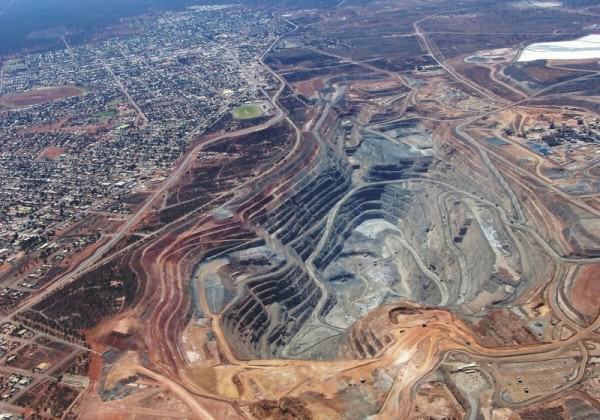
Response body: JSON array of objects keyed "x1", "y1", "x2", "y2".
[{"x1": 3, "y1": 0, "x2": 600, "y2": 418}]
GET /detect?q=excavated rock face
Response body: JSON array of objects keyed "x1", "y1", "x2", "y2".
[
  {"x1": 249, "y1": 397, "x2": 313, "y2": 420},
  {"x1": 191, "y1": 101, "x2": 540, "y2": 362},
  {"x1": 11, "y1": 3, "x2": 600, "y2": 418}
]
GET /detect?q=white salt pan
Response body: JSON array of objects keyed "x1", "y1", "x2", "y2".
[{"x1": 518, "y1": 34, "x2": 600, "y2": 62}]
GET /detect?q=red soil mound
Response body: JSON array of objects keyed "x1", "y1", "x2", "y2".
[{"x1": 570, "y1": 264, "x2": 600, "y2": 321}]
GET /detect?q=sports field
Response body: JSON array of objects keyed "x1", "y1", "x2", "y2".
[
  {"x1": 232, "y1": 103, "x2": 264, "y2": 120},
  {"x1": 0, "y1": 85, "x2": 85, "y2": 108}
]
